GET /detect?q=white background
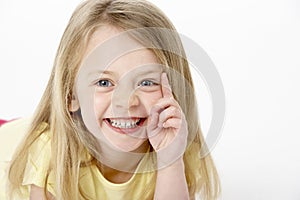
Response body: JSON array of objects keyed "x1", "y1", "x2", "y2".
[{"x1": 0, "y1": 0, "x2": 300, "y2": 199}]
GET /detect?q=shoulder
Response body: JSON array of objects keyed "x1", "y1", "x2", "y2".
[
  {"x1": 0, "y1": 117, "x2": 48, "y2": 162},
  {"x1": 20, "y1": 119, "x2": 52, "y2": 177},
  {"x1": 1, "y1": 117, "x2": 52, "y2": 178},
  {"x1": 18, "y1": 118, "x2": 54, "y2": 195},
  {"x1": 0, "y1": 117, "x2": 52, "y2": 199}
]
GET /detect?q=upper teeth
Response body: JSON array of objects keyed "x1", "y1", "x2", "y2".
[{"x1": 110, "y1": 119, "x2": 140, "y2": 129}]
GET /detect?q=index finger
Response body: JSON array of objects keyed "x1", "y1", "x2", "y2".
[{"x1": 161, "y1": 73, "x2": 173, "y2": 98}]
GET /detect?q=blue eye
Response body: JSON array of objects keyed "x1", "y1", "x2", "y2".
[
  {"x1": 96, "y1": 80, "x2": 113, "y2": 87},
  {"x1": 139, "y1": 80, "x2": 156, "y2": 86}
]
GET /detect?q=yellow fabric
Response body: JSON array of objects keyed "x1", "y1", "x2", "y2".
[
  {"x1": 0, "y1": 117, "x2": 32, "y2": 200},
  {"x1": 0, "y1": 118, "x2": 156, "y2": 199}
]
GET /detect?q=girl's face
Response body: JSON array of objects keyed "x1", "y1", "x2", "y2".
[{"x1": 73, "y1": 25, "x2": 163, "y2": 152}]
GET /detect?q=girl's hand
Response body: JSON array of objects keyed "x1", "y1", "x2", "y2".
[{"x1": 147, "y1": 73, "x2": 188, "y2": 168}]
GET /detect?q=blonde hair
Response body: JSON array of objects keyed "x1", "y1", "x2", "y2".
[{"x1": 8, "y1": 0, "x2": 220, "y2": 199}]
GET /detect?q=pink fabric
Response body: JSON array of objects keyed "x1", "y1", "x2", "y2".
[{"x1": 0, "y1": 119, "x2": 8, "y2": 126}]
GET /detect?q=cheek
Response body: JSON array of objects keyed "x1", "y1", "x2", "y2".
[
  {"x1": 139, "y1": 91, "x2": 162, "y2": 111},
  {"x1": 94, "y1": 92, "x2": 112, "y2": 117}
]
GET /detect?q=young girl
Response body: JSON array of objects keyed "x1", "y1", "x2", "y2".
[{"x1": 4, "y1": 0, "x2": 220, "y2": 199}]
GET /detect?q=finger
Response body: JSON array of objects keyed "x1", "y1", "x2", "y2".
[
  {"x1": 150, "y1": 97, "x2": 179, "y2": 116},
  {"x1": 161, "y1": 73, "x2": 173, "y2": 99},
  {"x1": 147, "y1": 112, "x2": 159, "y2": 132},
  {"x1": 157, "y1": 106, "x2": 181, "y2": 127},
  {"x1": 162, "y1": 118, "x2": 182, "y2": 129}
]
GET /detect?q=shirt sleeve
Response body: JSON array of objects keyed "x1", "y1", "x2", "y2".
[{"x1": 21, "y1": 128, "x2": 56, "y2": 197}]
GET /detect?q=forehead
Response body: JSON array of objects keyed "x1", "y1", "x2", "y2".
[
  {"x1": 84, "y1": 25, "x2": 123, "y2": 58},
  {"x1": 81, "y1": 25, "x2": 161, "y2": 75},
  {"x1": 108, "y1": 49, "x2": 160, "y2": 72}
]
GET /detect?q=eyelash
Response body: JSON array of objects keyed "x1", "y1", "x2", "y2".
[
  {"x1": 94, "y1": 79, "x2": 159, "y2": 87},
  {"x1": 139, "y1": 80, "x2": 158, "y2": 87},
  {"x1": 96, "y1": 79, "x2": 114, "y2": 87}
]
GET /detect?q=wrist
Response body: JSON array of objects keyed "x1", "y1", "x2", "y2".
[{"x1": 156, "y1": 155, "x2": 184, "y2": 171}]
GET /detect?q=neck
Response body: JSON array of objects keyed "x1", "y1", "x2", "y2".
[{"x1": 94, "y1": 140, "x2": 150, "y2": 173}]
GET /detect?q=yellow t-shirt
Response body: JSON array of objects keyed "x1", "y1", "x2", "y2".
[{"x1": 0, "y1": 118, "x2": 156, "y2": 200}]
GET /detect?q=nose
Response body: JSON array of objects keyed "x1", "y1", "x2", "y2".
[
  {"x1": 128, "y1": 93, "x2": 139, "y2": 107},
  {"x1": 112, "y1": 86, "x2": 140, "y2": 110}
]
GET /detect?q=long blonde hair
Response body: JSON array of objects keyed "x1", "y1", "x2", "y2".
[{"x1": 8, "y1": 0, "x2": 220, "y2": 199}]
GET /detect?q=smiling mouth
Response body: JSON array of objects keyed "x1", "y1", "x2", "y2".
[{"x1": 104, "y1": 118, "x2": 146, "y2": 129}]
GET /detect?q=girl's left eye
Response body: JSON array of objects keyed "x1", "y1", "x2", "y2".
[
  {"x1": 96, "y1": 80, "x2": 113, "y2": 87},
  {"x1": 139, "y1": 80, "x2": 157, "y2": 86}
]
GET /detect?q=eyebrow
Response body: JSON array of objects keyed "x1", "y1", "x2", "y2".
[
  {"x1": 134, "y1": 69, "x2": 162, "y2": 76},
  {"x1": 88, "y1": 69, "x2": 161, "y2": 77},
  {"x1": 87, "y1": 70, "x2": 115, "y2": 77}
]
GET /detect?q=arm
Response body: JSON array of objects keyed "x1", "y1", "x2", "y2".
[
  {"x1": 30, "y1": 185, "x2": 55, "y2": 200},
  {"x1": 154, "y1": 158, "x2": 189, "y2": 200},
  {"x1": 147, "y1": 73, "x2": 190, "y2": 199}
]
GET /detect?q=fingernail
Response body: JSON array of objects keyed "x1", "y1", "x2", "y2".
[
  {"x1": 162, "y1": 73, "x2": 167, "y2": 80},
  {"x1": 148, "y1": 114, "x2": 152, "y2": 123}
]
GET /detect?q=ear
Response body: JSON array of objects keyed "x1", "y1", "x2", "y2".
[{"x1": 69, "y1": 94, "x2": 80, "y2": 112}]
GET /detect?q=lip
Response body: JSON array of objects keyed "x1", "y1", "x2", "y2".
[{"x1": 103, "y1": 117, "x2": 147, "y2": 134}]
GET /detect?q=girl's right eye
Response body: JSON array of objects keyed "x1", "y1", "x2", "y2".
[{"x1": 96, "y1": 80, "x2": 113, "y2": 87}]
